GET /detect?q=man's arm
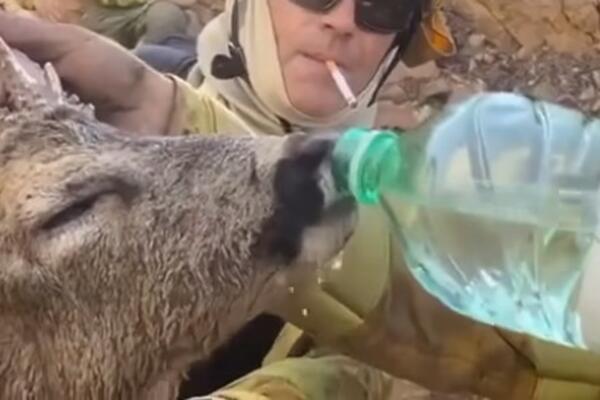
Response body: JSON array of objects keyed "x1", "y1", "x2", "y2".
[{"x1": 0, "y1": 10, "x2": 176, "y2": 135}]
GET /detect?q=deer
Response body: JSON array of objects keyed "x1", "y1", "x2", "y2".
[{"x1": 0, "y1": 38, "x2": 356, "y2": 400}]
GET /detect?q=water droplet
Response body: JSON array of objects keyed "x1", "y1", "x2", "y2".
[
  {"x1": 576, "y1": 232, "x2": 594, "y2": 249},
  {"x1": 416, "y1": 263, "x2": 429, "y2": 274},
  {"x1": 516, "y1": 299, "x2": 524, "y2": 308},
  {"x1": 288, "y1": 286, "x2": 295, "y2": 294},
  {"x1": 302, "y1": 308, "x2": 309, "y2": 317},
  {"x1": 332, "y1": 259, "x2": 343, "y2": 270},
  {"x1": 317, "y1": 277, "x2": 324, "y2": 285}
]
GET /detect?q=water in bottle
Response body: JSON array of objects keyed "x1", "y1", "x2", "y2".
[{"x1": 332, "y1": 92, "x2": 600, "y2": 351}]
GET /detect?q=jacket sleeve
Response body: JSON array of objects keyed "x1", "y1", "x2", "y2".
[
  {"x1": 188, "y1": 349, "x2": 394, "y2": 400},
  {"x1": 161, "y1": 74, "x2": 222, "y2": 135},
  {"x1": 267, "y1": 202, "x2": 600, "y2": 400},
  {"x1": 164, "y1": 74, "x2": 256, "y2": 136}
]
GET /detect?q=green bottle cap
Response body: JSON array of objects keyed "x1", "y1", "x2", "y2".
[{"x1": 332, "y1": 128, "x2": 403, "y2": 204}]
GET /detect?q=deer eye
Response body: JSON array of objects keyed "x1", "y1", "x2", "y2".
[
  {"x1": 40, "y1": 192, "x2": 103, "y2": 232},
  {"x1": 36, "y1": 175, "x2": 140, "y2": 234}
]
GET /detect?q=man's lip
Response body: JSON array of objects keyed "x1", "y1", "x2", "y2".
[{"x1": 303, "y1": 53, "x2": 346, "y2": 68}]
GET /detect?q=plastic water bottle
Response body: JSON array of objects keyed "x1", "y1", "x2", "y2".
[{"x1": 332, "y1": 92, "x2": 600, "y2": 352}]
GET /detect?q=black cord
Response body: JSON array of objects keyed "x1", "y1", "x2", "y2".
[{"x1": 367, "y1": 5, "x2": 423, "y2": 107}]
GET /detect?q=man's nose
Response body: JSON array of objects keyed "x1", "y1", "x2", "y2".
[{"x1": 321, "y1": 0, "x2": 357, "y2": 34}]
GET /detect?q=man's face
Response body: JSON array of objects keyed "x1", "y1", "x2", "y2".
[{"x1": 268, "y1": 0, "x2": 396, "y2": 118}]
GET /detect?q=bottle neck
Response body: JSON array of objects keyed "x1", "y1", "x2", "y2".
[{"x1": 332, "y1": 128, "x2": 405, "y2": 204}]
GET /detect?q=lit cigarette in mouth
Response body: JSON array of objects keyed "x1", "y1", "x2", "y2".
[{"x1": 325, "y1": 60, "x2": 357, "y2": 108}]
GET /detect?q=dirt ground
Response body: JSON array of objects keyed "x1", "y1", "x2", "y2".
[
  {"x1": 441, "y1": 9, "x2": 600, "y2": 114},
  {"x1": 376, "y1": 9, "x2": 600, "y2": 131}
]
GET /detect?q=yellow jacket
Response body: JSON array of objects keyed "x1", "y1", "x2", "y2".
[{"x1": 164, "y1": 3, "x2": 600, "y2": 400}]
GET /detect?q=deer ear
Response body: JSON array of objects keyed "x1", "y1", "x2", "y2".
[
  {"x1": 0, "y1": 37, "x2": 91, "y2": 116},
  {"x1": 0, "y1": 37, "x2": 54, "y2": 110}
]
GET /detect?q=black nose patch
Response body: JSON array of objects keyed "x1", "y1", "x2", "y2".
[{"x1": 260, "y1": 135, "x2": 334, "y2": 264}]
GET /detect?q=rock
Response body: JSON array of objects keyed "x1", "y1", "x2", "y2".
[
  {"x1": 446, "y1": 0, "x2": 520, "y2": 52},
  {"x1": 482, "y1": 52, "x2": 496, "y2": 64},
  {"x1": 529, "y1": 80, "x2": 561, "y2": 101},
  {"x1": 420, "y1": 78, "x2": 453, "y2": 100},
  {"x1": 373, "y1": 101, "x2": 421, "y2": 130},
  {"x1": 592, "y1": 70, "x2": 600, "y2": 88},
  {"x1": 439, "y1": 8, "x2": 600, "y2": 114},
  {"x1": 468, "y1": 58, "x2": 478, "y2": 72},
  {"x1": 377, "y1": 83, "x2": 409, "y2": 104},
  {"x1": 404, "y1": 61, "x2": 441, "y2": 80},
  {"x1": 579, "y1": 85, "x2": 596, "y2": 101},
  {"x1": 467, "y1": 33, "x2": 487, "y2": 49},
  {"x1": 515, "y1": 47, "x2": 533, "y2": 60}
]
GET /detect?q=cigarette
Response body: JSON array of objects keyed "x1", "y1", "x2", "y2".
[{"x1": 326, "y1": 60, "x2": 358, "y2": 108}]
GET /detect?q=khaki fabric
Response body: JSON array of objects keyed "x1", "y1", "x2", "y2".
[
  {"x1": 0, "y1": 0, "x2": 181, "y2": 36},
  {"x1": 167, "y1": 77, "x2": 257, "y2": 135},
  {"x1": 265, "y1": 207, "x2": 600, "y2": 400},
  {"x1": 80, "y1": 0, "x2": 195, "y2": 48},
  {"x1": 195, "y1": 352, "x2": 393, "y2": 400},
  {"x1": 79, "y1": 1, "x2": 151, "y2": 48}
]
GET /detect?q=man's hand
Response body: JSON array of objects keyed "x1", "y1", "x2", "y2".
[{"x1": 0, "y1": 10, "x2": 176, "y2": 135}]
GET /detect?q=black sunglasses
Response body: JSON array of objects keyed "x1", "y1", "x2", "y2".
[{"x1": 289, "y1": 0, "x2": 420, "y2": 34}]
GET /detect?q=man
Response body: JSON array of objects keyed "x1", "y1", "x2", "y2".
[
  {"x1": 1, "y1": 1, "x2": 600, "y2": 399},
  {"x1": 0, "y1": 0, "x2": 205, "y2": 48},
  {"x1": 0, "y1": 0, "x2": 203, "y2": 80}
]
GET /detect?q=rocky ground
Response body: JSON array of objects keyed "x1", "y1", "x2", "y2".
[
  {"x1": 376, "y1": 8, "x2": 600, "y2": 130},
  {"x1": 442, "y1": 8, "x2": 600, "y2": 114}
]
